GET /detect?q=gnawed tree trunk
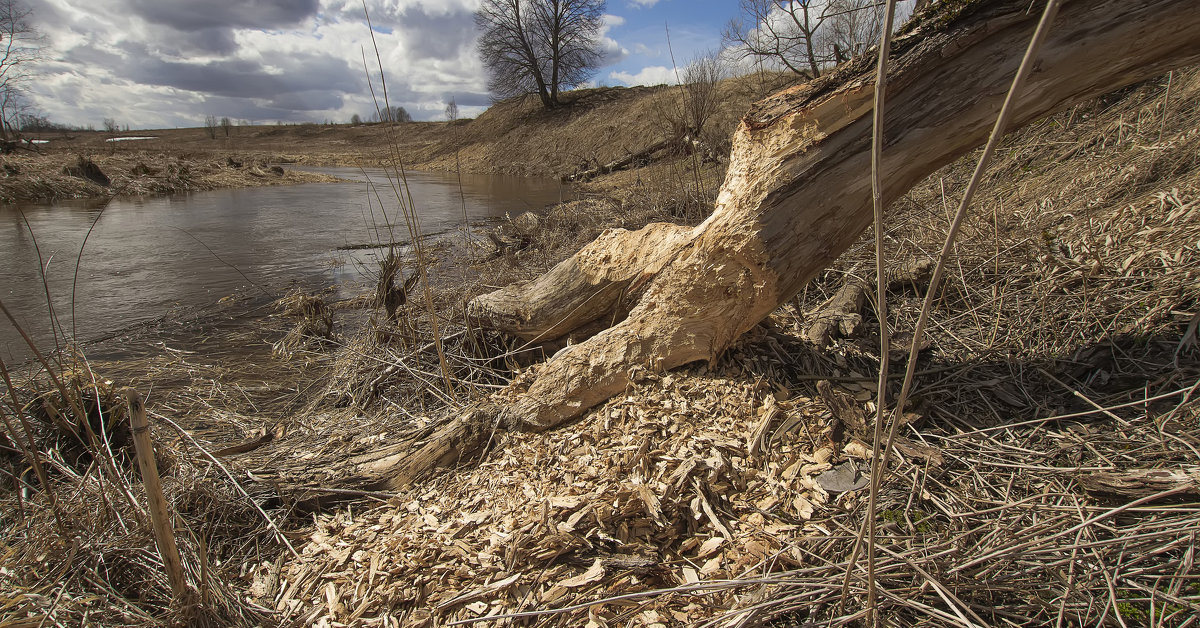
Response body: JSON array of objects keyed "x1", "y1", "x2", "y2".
[
  {"x1": 274, "y1": 0, "x2": 1200, "y2": 499},
  {"x1": 472, "y1": 0, "x2": 1200, "y2": 431}
]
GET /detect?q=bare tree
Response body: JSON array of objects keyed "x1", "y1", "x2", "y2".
[
  {"x1": 724, "y1": 0, "x2": 831, "y2": 77},
  {"x1": 444, "y1": 98, "x2": 458, "y2": 122},
  {"x1": 724, "y1": 0, "x2": 893, "y2": 78},
  {"x1": 350, "y1": 113, "x2": 362, "y2": 125},
  {"x1": 0, "y1": 0, "x2": 44, "y2": 140},
  {"x1": 220, "y1": 116, "x2": 232, "y2": 137},
  {"x1": 476, "y1": 0, "x2": 605, "y2": 108},
  {"x1": 680, "y1": 50, "x2": 727, "y2": 139},
  {"x1": 102, "y1": 117, "x2": 118, "y2": 133},
  {"x1": 204, "y1": 114, "x2": 218, "y2": 139},
  {"x1": 0, "y1": 87, "x2": 29, "y2": 139},
  {"x1": 827, "y1": 0, "x2": 885, "y2": 62}
]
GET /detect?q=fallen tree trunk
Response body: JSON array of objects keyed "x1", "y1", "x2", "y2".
[
  {"x1": 565, "y1": 137, "x2": 677, "y2": 182},
  {"x1": 275, "y1": 0, "x2": 1200, "y2": 499},
  {"x1": 471, "y1": 0, "x2": 1200, "y2": 432}
]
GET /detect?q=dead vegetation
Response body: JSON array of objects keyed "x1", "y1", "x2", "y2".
[
  {"x1": 0, "y1": 151, "x2": 340, "y2": 203},
  {"x1": 5, "y1": 71, "x2": 793, "y2": 206},
  {"x1": 261, "y1": 66, "x2": 1200, "y2": 626},
  {"x1": 0, "y1": 348, "x2": 288, "y2": 626},
  {"x1": 2, "y1": 62, "x2": 1200, "y2": 627},
  {"x1": 272, "y1": 289, "x2": 337, "y2": 359}
]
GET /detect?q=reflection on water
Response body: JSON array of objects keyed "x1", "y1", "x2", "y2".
[{"x1": 0, "y1": 168, "x2": 566, "y2": 363}]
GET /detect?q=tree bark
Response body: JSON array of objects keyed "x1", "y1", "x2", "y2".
[{"x1": 471, "y1": 0, "x2": 1200, "y2": 432}]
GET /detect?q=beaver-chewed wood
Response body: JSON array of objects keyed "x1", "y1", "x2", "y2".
[
  {"x1": 471, "y1": 0, "x2": 1200, "y2": 433},
  {"x1": 277, "y1": 0, "x2": 1200, "y2": 500}
]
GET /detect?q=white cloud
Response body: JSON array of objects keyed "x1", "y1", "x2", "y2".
[
  {"x1": 29, "y1": 0, "x2": 491, "y2": 127},
  {"x1": 627, "y1": 0, "x2": 661, "y2": 7},
  {"x1": 632, "y1": 42, "x2": 657, "y2": 56},
  {"x1": 597, "y1": 14, "x2": 629, "y2": 66},
  {"x1": 609, "y1": 65, "x2": 677, "y2": 86}
]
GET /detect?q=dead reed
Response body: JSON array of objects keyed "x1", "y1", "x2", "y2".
[{"x1": 0, "y1": 344, "x2": 292, "y2": 626}]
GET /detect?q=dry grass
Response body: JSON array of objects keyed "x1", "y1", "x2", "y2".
[
  {"x1": 0, "y1": 150, "x2": 339, "y2": 203},
  {"x1": 758, "y1": 66, "x2": 1200, "y2": 625},
  {"x1": 1, "y1": 293, "x2": 324, "y2": 625},
  {"x1": 3, "y1": 65, "x2": 1199, "y2": 627},
  {"x1": 0, "y1": 353, "x2": 289, "y2": 625}
]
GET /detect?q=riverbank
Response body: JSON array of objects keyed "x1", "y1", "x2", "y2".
[
  {"x1": 4, "y1": 74, "x2": 792, "y2": 204},
  {"x1": 3, "y1": 64, "x2": 1200, "y2": 626},
  {"x1": 0, "y1": 150, "x2": 343, "y2": 204}
]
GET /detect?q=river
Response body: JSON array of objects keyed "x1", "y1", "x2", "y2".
[{"x1": 0, "y1": 168, "x2": 567, "y2": 364}]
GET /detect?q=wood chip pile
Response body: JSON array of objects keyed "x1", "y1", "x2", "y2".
[{"x1": 256, "y1": 370, "x2": 863, "y2": 626}]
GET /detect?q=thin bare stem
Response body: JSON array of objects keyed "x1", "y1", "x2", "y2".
[
  {"x1": 863, "y1": 1, "x2": 900, "y2": 623},
  {"x1": 889, "y1": 0, "x2": 1063, "y2": 518}
]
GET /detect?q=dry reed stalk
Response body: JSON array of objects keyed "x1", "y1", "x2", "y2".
[
  {"x1": 361, "y1": 4, "x2": 458, "y2": 400},
  {"x1": 862, "y1": 1, "x2": 900, "y2": 621},
  {"x1": 0, "y1": 357, "x2": 63, "y2": 530},
  {"x1": 125, "y1": 388, "x2": 189, "y2": 604}
]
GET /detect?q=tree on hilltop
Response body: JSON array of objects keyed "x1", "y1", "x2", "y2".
[
  {"x1": 476, "y1": 0, "x2": 605, "y2": 108},
  {"x1": 373, "y1": 105, "x2": 412, "y2": 123}
]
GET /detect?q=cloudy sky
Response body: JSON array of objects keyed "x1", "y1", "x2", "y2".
[{"x1": 29, "y1": 0, "x2": 739, "y2": 129}]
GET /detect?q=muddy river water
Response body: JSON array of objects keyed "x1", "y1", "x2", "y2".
[{"x1": 0, "y1": 168, "x2": 567, "y2": 363}]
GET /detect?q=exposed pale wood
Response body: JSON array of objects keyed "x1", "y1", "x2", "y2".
[
  {"x1": 472, "y1": 0, "x2": 1200, "y2": 432},
  {"x1": 468, "y1": 222, "x2": 694, "y2": 342},
  {"x1": 126, "y1": 388, "x2": 189, "y2": 604}
]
